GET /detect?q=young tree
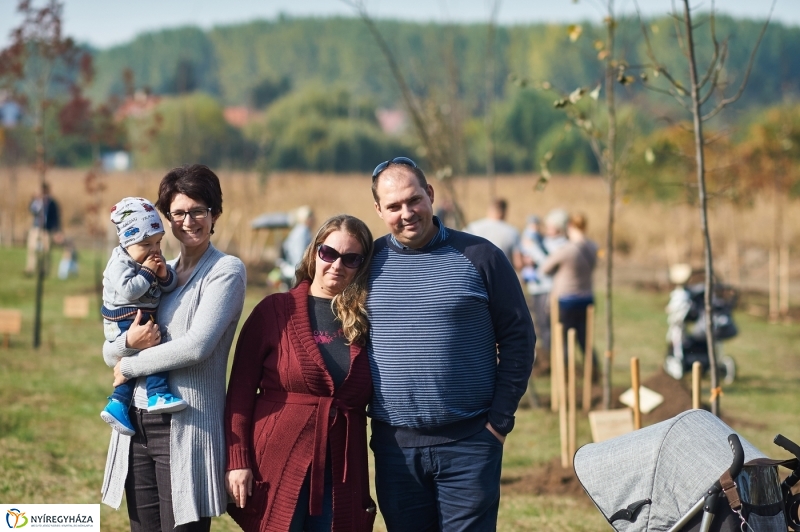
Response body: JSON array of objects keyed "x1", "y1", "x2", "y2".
[
  {"x1": 518, "y1": 0, "x2": 630, "y2": 409},
  {"x1": 636, "y1": 0, "x2": 774, "y2": 415},
  {"x1": 0, "y1": 0, "x2": 92, "y2": 348},
  {"x1": 342, "y1": 0, "x2": 469, "y2": 227}
]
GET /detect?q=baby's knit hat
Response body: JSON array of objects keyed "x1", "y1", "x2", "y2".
[{"x1": 110, "y1": 197, "x2": 165, "y2": 248}]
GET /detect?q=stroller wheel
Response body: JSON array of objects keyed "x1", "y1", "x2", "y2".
[
  {"x1": 718, "y1": 355, "x2": 736, "y2": 384},
  {"x1": 664, "y1": 355, "x2": 684, "y2": 380}
]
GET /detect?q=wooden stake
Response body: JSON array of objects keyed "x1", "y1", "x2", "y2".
[
  {"x1": 692, "y1": 361, "x2": 702, "y2": 410},
  {"x1": 567, "y1": 328, "x2": 577, "y2": 466},
  {"x1": 729, "y1": 235, "x2": 741, "y2": 287},
  {"x1": 582, "y1": 305, "x2": 595, "y2": 412},
  {"x1": 550, "y1": 294, "x2": 560, "y2": 412},
  {"x1": 631, "y1": 357, "x2": 641, "y2": 430},
  {"x1": 780, "y1": 245, "x2": 789, "y2": 317},
  {"x1": 557, "y1": 323, "x2": 568, "y2": 468},
  {"x1": 770, "y1": 247, "x2": 779, "y2": 320}
]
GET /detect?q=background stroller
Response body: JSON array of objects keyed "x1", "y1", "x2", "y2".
[
  {"x1": 664, "y1": 265, "x2": 738, "y2": 383},
  {"x1": 574, "y1": 409, "x2": 800, "y2": 532}
]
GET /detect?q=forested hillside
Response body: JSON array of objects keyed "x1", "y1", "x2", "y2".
[
  {"x1": 89, "y1": 15, "x2": 799, "y2": 112},
  {"x1": 6, "y1": 13, "x2": 799, "y2": 177}
]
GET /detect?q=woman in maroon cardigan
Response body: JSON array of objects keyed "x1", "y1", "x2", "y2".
[{"x1": 224, "y1": 214, "x2": 376, "y2": 532}]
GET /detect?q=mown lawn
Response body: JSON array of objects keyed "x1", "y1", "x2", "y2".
[{"x1": 0, "y1": 246, "x2": 797, "y2": 531}]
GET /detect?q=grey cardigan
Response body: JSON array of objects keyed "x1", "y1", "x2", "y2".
[{"x1": 100, "y1": 244, "x2": 246, "y2": 526}]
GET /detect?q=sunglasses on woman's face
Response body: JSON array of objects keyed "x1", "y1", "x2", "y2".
[{"x1": 317, "y1": 244, "x2": 365, "y2": 269}]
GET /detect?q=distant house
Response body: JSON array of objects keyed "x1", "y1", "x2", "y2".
[
  {"x1": 114, "y1": 90, "x2": 161, "y2": 122},
  {"x1": 375, "y1": 108, "x2": 407, "y2": 135},
  {"x1": 223, "y1": 106, "x2": 261, "y2": 128}
]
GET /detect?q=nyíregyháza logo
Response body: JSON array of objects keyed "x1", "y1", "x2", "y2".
[{"x1": 6, "y1": 509, "x2": 27, "y2": 529}]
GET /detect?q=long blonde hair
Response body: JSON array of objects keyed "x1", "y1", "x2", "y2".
[{"x1": 294, "y1": 215, "x2": 374, "y2": 345}]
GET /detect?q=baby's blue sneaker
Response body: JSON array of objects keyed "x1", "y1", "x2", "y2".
[
  {"x1": 147, "y1": 393, "x2": 188, "y2": 414},
  {"x1": 100, "y1": 398, "x2": 135, "y2": 436}
]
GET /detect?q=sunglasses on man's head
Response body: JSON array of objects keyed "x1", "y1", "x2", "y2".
[
  {"x1": 372, "y1": 156, "x2": 418, "y2": 181},
  {"x1": 317, "y1": 244, "x2": 365, "y2": 269}
]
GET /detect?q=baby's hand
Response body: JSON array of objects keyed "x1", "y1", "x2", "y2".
[
  {"x1": 155, "y1": 256, "x2": 168, "y2": 280},
  {"x1": 143, "y1": 255, "x2": 160, "y2": 273}
]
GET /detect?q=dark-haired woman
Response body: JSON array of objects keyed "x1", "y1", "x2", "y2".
[
  {"x1": 101, "y1": 164, "x2": 247, "y2": 531},
  {"x1": 225, "y1": 214, "x2": 376, "y2": 532}
]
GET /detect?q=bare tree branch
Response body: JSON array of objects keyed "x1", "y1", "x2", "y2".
[
  {"x1": 697, "y1": 0, "x2": 721, "y2": 90},
  {"x1": 642, "y1": 82, "x2": 692, "y2": 111},
  {"x1": 701, "y1": 0, "x2": 776, "y2": 121},
  {"x1": 340, "y1": 0, "x2": 433, "y2": 159},
  {"x1": 670, "y1": 0, "x2": 688, "y2": 57}
]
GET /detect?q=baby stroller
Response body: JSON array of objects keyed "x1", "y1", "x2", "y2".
[
  {"x1": 664, "y1": 268, "x2": 738, "y2": 383},
  {"x1": 574, "y1": 409, "x2": 800, "y2": 531}
]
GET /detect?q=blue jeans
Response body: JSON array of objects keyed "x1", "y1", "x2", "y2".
[
  {"x1": 371, "y1": 427, "x2": 503, "y2": 532},
  {"x1": 110, "y1": 315, "x2": 169, "y2": 404},
  {"x1": 559, "y1": 298, "x2": 598, "y2": 370}
]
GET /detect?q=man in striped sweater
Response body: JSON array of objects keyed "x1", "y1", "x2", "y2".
[{"x1": 366, "y1": 157, "x2": 536, "y2": 531}]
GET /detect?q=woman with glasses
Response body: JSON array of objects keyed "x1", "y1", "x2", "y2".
[
  {"x1": 225, "y1": 214, "x2": 377, "y2": 532},
  {"x1": 100, "y1": 164, "x2": 247, "y2": 532}
]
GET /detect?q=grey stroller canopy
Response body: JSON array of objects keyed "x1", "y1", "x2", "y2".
[{"x1": 574, "y1": 410, "x2": 769, "y2": 531}]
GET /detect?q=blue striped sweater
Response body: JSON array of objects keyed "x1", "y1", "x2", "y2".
[{"x1": 366, "y1": 222, "x2": 536, "y2": 446}]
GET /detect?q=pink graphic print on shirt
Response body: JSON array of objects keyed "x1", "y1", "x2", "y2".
[{"x1": 314, "y1": 328, "x2": 344, "y2": 345}]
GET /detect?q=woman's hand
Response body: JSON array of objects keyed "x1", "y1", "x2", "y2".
[
  {"x1": 125, "y1": 310, "x2": 161, "y2": 349},
  {"x1": 113, "y1": 360, "x2": 127, "y2": 387},
  {"x1": 226, "y1": 469, "x2": 253, "y2": 509}
]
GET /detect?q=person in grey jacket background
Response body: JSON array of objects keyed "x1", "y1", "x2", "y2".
[{"x1": 101, "y1": 164, "x2": 246, "y2": 532}]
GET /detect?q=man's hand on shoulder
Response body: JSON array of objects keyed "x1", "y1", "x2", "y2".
[{"x1": 485, "y1": 422, "x2": 506, "y2": 444}]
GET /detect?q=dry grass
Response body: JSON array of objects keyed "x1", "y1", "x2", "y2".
[{"x1": 1, "y1": 168, "x2": 798, "y2": 295}]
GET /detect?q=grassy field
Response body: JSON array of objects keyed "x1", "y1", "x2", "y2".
[{"x1": 0, "y1": 244, "x2": 798, "y2": 531}]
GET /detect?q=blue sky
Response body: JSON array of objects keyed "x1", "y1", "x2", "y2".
[{"x1": 1, "y1": 0, "x2": 796, "y2": 49}]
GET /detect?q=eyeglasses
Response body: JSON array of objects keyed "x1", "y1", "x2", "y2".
[
  {"x1": 168, "y1": 207, "x2": 211, "y2": 222},
  {"x1": 317, "y1": 244, "x2": 365, "y2": 269},
  {"x1": 372, "y1": 156, "x2": 417, "y2": 181}
]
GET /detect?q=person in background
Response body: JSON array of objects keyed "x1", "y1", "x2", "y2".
[
  {"x1": 57, "y1": 239, "x2": 79, "y2": 280},
  {"x1": 101, "y1": 164, "x2": 247, "y2": 532},
  {"x1": 522, "y1": 209, "x2": 569, "y2": 360},
  {"x1": 225, "y1": 214, "x2": 376, "y2": 532},
  {"x1": 464, "y1": 198, "x2": 522, "y2": 269},
  {"x1": 519, "y1": 215, "x2": 544, "y2": 286},
  {"x1": 25, "y1": 182, "x2": 61, "y2": 275},
  {"x1": 541, "y1": 212, "x2": 598, "y2": 371},
  {"x1": 278, "y1": 206, "x2": 316, "y2": 285},
  {"x1": 367, "y1": 157, "x2": 535, "y2": 530}
]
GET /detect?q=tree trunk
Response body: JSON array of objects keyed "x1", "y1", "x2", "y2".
[
  {"x1": 602, "y1": 1, "x2": 618, "y2": 410},
  {"x1": 682, "y1": 0, "x2": 719, "y2": 415},
  {"x1": 33, "y1": 118, "x2": 46, "y2": 349}
]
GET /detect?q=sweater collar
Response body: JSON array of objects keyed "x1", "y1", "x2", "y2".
[{"x1": 288, "y1": 280, "x2": 361, "y2": 396}]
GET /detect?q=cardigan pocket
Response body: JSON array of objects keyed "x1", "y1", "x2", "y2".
[{"x1": 361, "y1": 500, "x2": 377, "y2": 531}]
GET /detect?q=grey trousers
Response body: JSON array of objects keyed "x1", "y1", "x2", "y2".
[{"x1": 125, "y1": 408, "x2": 211, "y2": 532}]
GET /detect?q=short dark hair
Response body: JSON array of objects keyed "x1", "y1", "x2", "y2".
[
  {"x1": 492, "y1": 198, "x2": 508, "y2": 218},
  {"x1": 156, "y1": 164, "x2": 223, "y2": 234},
  {"x1": 371, "y1": 164, "x2": 429, "y2": 202}
]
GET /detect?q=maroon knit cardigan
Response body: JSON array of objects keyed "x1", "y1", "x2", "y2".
[{"x1": 225, "y1": 281, "x2": 375, "y2": 532}]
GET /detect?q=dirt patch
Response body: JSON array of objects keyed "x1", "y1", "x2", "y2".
[
  {"x1": 515, "y1": 370, "x2": 754, "y2": 500},
  {"x1": 640, "y1": 371, "x2": 695, "y2": 425},
  {"x1": 501, "y1": 456, "x2": 592, "y2": 501}
]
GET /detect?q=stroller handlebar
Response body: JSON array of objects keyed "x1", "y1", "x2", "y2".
[
  {"x1": 775, "y1": 434, "x2": 800, "y2": 461},
  {"x1": 727, "y1": 434, "x2": 745, "y2": 480},
  {"x1": 712, "y1": 434, "x2": 745, "y2": 492}
]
